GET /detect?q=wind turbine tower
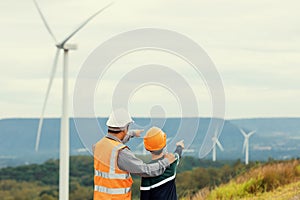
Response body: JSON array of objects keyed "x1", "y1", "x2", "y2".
[
  {"x1": 33, "y1": 1, "x2": 113, "y2": 199},
  {"x1": 240, "y1": 129, "x2": 256, "y2": 165},
  {"x1": 212, "y1": 135, "x2": 224, "y2": 162}
]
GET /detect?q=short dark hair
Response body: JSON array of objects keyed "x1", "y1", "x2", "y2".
[
  {"x1": 108, "y1": 129, "x2": 122, "y2": 134},
  {"x1": 107, "y1": 124, "x2": 129, "y2": 134}
]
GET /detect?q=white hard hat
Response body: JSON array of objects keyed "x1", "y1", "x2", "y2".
[{"x1": 106, "y1": 108, "x2": 134, "y2": 129}]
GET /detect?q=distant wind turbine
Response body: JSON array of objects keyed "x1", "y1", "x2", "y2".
[
  {"x1": 33, "y1": 1, "x2": 113, "y2": 200},
  {"x1": 136, "y1": 140, "x2": 147, "y2": 155},
  {"x1": 166, "y1": 137, "x2": 173, "y2": 151},
  {"x1": 240, "y1": 129, "x2": 256, "y2": 165},
  {"x1": 212, "y1": 135, "x2": 224, "y2": 162}
]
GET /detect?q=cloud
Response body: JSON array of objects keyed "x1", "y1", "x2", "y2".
[
  {"x1": 0, "y1": 0, "x2": 299, "y2": 118},
  {"x1": 225, "y1": 85, "x2": 300, "y2": 118}
]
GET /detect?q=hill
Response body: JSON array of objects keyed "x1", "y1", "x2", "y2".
[
  {"x1": 0, "y1": 117, "x2": 300, "y2": 167},
  {"x1": 191, "y1": 159, "x2": 300, "y2": 200}
]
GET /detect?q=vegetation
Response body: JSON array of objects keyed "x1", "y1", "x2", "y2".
[
  {"x1": 191, "y1": 159, "x2": 300, "y2": 200},
  {"x1": 1, "y1": 156, "x2": 299, "y2": 199},
  {"x1": 0, "y1": 156, "x2": 93, "y2": 200}
]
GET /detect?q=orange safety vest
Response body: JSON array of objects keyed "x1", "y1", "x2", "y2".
[{"x1": 94, "y1": 137, "x2": 133, "y2": 200}]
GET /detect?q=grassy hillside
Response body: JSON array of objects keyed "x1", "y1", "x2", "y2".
[
  {"x1": 190, "y1": 159, "x2": 300, "y2": 200},
  {"x1": 241, "y1": 181, "x2": 300, "y2": 200}
]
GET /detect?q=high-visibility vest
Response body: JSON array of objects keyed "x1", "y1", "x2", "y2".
[{"x1": 94, "y1": 137, "x2": 133, "y2": 200}]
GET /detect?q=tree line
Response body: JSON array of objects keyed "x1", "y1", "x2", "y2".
[{"x1": 0, "y1": 155, "x2": 254, "y2": 200}]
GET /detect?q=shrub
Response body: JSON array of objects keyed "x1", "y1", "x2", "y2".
[
  {"x1": 295, "y1": 165, "x2": 300, "y2": 176},
  {"x1": 191, "y1": 187, "x2": 210, "y2": 200},
  {"x1": 243, "y1": 177, "x2": 264, "y2": 194},
  {"x1": 206, "y1": 177, "x2": 266, "y2": 200},
  {"x1": 200, "y1": 160, "x2": 300, "y2": 200},
  {"x1": 236, "y1": 160, "x2": 300, "y2": 192},
  {"x1": 208, "y1": 181, "x2": 249, "y2": 200}
]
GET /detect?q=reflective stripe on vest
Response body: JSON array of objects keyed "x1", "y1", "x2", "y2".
[
  {"x1": 95, "y1": 170, "x2": 130, "y2": 179},
  {"x1": 110, "y1": 143, "x2": 125, "y2": 174},
  {"x1": 94, "y1": 140, "x2": 131, "y2": 195},
  {"x1": 94, "y1": 185, "x2": 131, "y2": 195},
  {"x1": 140, "y1": 173, "x2": 176, "y2": 191}
]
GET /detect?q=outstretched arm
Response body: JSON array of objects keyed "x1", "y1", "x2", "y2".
[
  {"x1": 173, "y1": 140, "x2": 184, "y2": 165},
  {"x1": 122, "y1": 129, "x2": 144, "y2": 144},
  {"x1": 118, "y1": 148, "x2": 176, "y2": 177}
]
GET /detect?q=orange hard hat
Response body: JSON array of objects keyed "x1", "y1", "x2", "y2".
[{"x1": 144, "y1": 127, "x2": 167, "y2": 151}]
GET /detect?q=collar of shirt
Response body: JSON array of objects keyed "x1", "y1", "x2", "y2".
[{"x1": 106, "y1": 133, "x2": 123, "y2": 143}]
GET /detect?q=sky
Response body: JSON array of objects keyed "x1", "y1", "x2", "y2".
[{"x1": 0, "y1": 0, "x2": 299, "y2": 119}]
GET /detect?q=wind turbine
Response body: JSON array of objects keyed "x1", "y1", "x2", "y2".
[
  {"x1": 166, "y1": 137, "x2": 173, "y2": 151},
  {"x1": 33, "y1": 1, "x2": 113, "y2": 200},
  {"x1": 136, "y1": 141, "x2": 147, "y2": 155},
  {"x1": 240, "y1": 129, "x2": 256, "y2": 165},
  {"x1": 212, "y1": 135, "x2": 224, "y2": 162}
]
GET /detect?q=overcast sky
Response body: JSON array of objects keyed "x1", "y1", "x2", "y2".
[{"x1": 0, "y1": 0, "x2": 299, "y2": 119}]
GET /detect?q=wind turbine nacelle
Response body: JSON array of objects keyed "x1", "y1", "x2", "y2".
[
  {"x1": 63, "y1": 43, "x2": 78, "y2": 50},
  {"x1": 56, "y1": 43, "x2": 78, "y2": 50}
]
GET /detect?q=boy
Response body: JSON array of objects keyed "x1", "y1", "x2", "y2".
[{"x1": 140, "y1": 126, "x2": 184, "y2": 200}]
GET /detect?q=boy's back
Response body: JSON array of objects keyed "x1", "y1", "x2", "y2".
[{"x1": 140, "y1": 147, "x2": 182, "y2": 200}]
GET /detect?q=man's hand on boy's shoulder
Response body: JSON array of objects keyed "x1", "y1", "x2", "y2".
[{"x1": 176, "y1": 140, "x2": 184, "y2": 149}]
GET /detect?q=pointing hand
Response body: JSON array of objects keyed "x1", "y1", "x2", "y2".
[
  {"x1": 176, "y1": 140, "x2": 184, "y2": 148},
  {"x1": 132, "y1": 129, "x2": 144, "y2": 137}
]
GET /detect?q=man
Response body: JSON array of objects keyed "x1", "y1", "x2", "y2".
[
  {"x1": 93, "y1": 108, "x2": 176, "y2": 200},
  {"x1": 140, "y1": 127, "x2": 184, "y2": 200}
]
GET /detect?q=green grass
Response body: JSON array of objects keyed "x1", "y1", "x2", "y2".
[
  {"x1": 191, "y1": 159, "x2": 300, "y2": 200},
  {"x1": 241, "y1": 181, "x2": 300, "y2": 200},
  {"x1": 207, "y1": 177, "x2": 264, "y2": 200}
]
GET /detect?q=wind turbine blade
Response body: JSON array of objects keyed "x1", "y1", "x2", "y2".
[
  {"x1": 35, "y1": 49, "x2": 60, "y2": 151},
  {"x1": 216, "y1": 140, "x2": 224, "y2": 151},
  {"x1": 136, "y1": 141, "x2": 143, "y2": 148},
  {"x1": 33, "y1": 0, "x2": 57, "y2": 43},
  {"x1": 212, "y1": 136, "x2": 216, "y2": 142},
  {"x1": 60, "y1": 2, "x2": 114, "y2": 46},
  {"x1": 248, "y1": 131, "x2": 256, "y2": 137},
  {"x1": 167, "y1": 137, "x2": 172, "y2": 143},
  {"x1": 240, "y1": 128, "x2": 247, "y2": 137}
]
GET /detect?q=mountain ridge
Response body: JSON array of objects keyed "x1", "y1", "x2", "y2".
[{"x1": 0, "y1": 117, "x2": 299, "y2": 167}]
